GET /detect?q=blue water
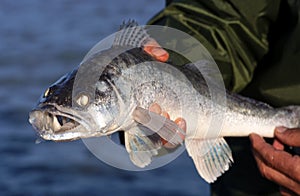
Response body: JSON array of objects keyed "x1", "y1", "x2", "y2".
[{"x1": 0, "y1": 1, "x2": 209, "y2": 195}]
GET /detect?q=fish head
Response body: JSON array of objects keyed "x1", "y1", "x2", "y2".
[{"x1": 29, "y1": 68, "x2": 121, "y2": 141}]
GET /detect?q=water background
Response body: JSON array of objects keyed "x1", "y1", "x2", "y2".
[{"x1": 0, "y1": 1, "x2": 209, "y2": 195}]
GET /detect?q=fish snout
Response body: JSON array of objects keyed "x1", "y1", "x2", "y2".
[
  {"x1": 29, "y1": 110, "x2": 53, "y2": 134},
  {"x1": 29, "y1": 107, "x2": 84, "y2": 141}
]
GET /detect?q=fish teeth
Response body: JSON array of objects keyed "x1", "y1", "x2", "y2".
[
  {"x1": 52, "y1": 116, "x2": 62, "y2": 131},
  {"x1": 61, "y1": 122, "x2": 74, "y2": 130}
]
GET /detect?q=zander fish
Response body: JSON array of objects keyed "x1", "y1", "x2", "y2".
[{"x1": 29, "y1": 21, "x2": 300, "y2": 183}]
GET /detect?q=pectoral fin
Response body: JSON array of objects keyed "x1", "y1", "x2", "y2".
[
  {"x1": 185, "y1": 137, "x2": 233, "y2": 183},
  {"x1": 124, "y1": 125, "x2": 162, "y2": 168},
  {"x1": 132, "y1": 107, "x2": 185, "y2": 145}
]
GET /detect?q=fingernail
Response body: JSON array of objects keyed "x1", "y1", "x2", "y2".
[
  {"x1": 275, "y1": 126, "x2": 287, "y2": 133},
  {"x1": 174, "y1": 118, "x2": 186, "y2": 131},
  {"x1": 249, "y1": 133, "x2": 256, "y2": 142},
  {"x1": 149, "y1": 103, "x2": 162, "y2": 114},
  {"x1": 161, "y1": 111, "x2": 170, "y2": 119}
]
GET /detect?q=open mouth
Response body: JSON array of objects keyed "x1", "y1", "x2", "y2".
[
  {"x1": 29, "y1": 109, "x2": 85, "y2": 141},
  {"x1": 52, "y1": 114, "x2": 80, "y2": 133}
]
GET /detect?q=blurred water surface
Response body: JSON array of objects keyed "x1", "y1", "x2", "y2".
[{"x1": 0, "y1": 0, "x2": 209, "y2": 195}]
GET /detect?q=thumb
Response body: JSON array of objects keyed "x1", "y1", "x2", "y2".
[{"x1": 275, "y1": 126, "x2": 300, "y2": 147}]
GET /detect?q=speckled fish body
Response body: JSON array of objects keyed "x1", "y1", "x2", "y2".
[{"x1": 29, "y1": 21, "x2": 300, "y2": 183}]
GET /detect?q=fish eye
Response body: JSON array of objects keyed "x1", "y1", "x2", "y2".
[
  {"x1": 43, "y1": 88, "x2": 50, "y2": 97},
  {"x1": 76, "y1": 94, "x2": 89, "y2": 107}
]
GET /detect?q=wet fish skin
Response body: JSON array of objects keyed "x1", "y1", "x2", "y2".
[
  {"x1": 29, "y1": 45, "x2": 163, "y2": 139},
  {"x1": 29, "y1": 21, "x2": 300, "y2": 183}
]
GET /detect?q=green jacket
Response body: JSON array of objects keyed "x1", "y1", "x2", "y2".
[{"x1": 148, "y1": 0, "x2": 300, "y2": 195}]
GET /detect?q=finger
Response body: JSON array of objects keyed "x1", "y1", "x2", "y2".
[
  {"x1": 159, "y1": 111, "x2": 174, "y2": 147},
  {"x1": 273, "y1": 139, "x2": 284, "y2": 150},
  {"x1": 143, "y1": 39, "x2": 169, "y2": 62},
  {"x1": 174, "y1": 117, "x2": 186, "y2": 132},
  {"x1": 149, "y1": 103, "x2": 162, "y2": 115},
  {"x1": 279, "y1": 186, "x2": 298, "y2": 196},
  {"x1": 154, "y1": 108, "x2": 173, "y2": 147},
  {"x1": 252, "y1": 148, "x2": 300, "y2": 195},
  {"x1": 250, "y1": 133, "x2": 300, "y2": 183},
  {"x1": 275, "y1": 127, "x2": 300, "y2": 147},
  {"x1": 249, "y1": 133, "x2": 268, "y2": 152},
  {"x1": 174, "y1": 117, "x2": 186, "y2": 140},
  {"x1": 163, "y1": 117, "x2": 186, "y2": 149},
  {"x1": 261, "y1": 165, "x2": 300, "y2": 196},
  {"x1": 151, "y1": 48, "x2": 169, "y2": 62},
  {"x1": 148, "y1": 104, "x2": 179, "y2": 148},
  {"x1": 161, "y1": 111, "x2": 170, "y2": 119}
]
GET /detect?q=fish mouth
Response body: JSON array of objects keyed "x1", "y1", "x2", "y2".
[{"x1": 29, "y1": 106, "x2": 88, "y2": 141}]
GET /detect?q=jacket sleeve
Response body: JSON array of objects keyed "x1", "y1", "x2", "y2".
[{"x1": 148, "y1": 0, "x2": 281, "y2": 92}]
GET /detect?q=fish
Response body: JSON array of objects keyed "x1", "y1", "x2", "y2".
[{"x1": 29, "y1": 20, "x2": 300, "y2": 183}]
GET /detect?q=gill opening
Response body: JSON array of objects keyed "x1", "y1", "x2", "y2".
[{"x1": 106, "y1": 79, "x2": 127, "y2": 131}]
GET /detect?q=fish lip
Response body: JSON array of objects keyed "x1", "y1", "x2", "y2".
[{"x1": 29, "y1": 103, "x2": 90, "y2": 141}]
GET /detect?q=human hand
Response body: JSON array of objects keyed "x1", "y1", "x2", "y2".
[
  {"x1": 250, "y1": 127, "x2": 300, "y2": 196},
  {"x1": 149, "y1": 103, "x2": 186, "y2": 148}
]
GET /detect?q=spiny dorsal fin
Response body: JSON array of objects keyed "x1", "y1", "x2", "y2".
[
  {"x1": 113, "y1": 20, "x2": 170, "y2": 62},
  {"x1": 113, "y1": 20, "x2": 150, "y2": 47}
]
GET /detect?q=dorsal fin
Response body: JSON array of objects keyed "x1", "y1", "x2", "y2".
[
  {"x1": 113, "y1": 20, "x2": 150, "y2": 47},
  {"x1": 113, "y1": 20, "x2": 170, "y2": 62}
]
